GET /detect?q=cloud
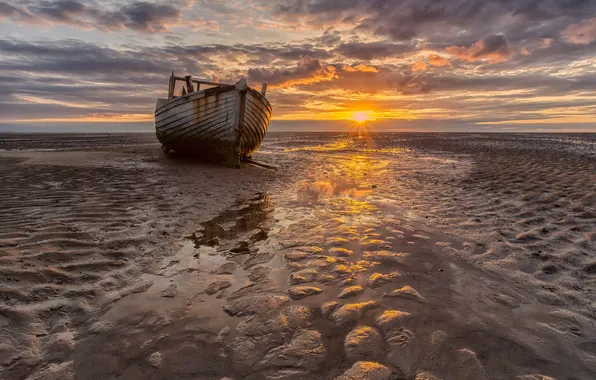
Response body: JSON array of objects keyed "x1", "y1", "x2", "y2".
[
  {"x1": 411, "y1": 53, "x2": 452, "y2": 72},
  {"x1": 0, "y1": 0, "x2": 187, "y2": 33},
  {"x1": 446, "y1": 34, "x2": 513, "y2": 63},
  {"x1": 271, "y1": 0, "x2": 596, "y2": 44},
  {"x1": 0, "y1": 1, "x2": 42, "y2": 23},
  {"x1": 286, "y1": 63, "x2": 434, "y2": 95},
  {"x1": 541, "y1": 38, "x2": 554, "y2": 48},
  {"x1": 194, "y1": 0, "x2": 237, "y2": 15},
  {"x1": 118, "y1": 1, "x2": 183, "y2": 33},
  {"x1": 412, "y1": 61, "x2": 427, "y2": 72},
  {"x1": 335, "y1": 41, "x2": 415, "y2": 60},
  {"x1": 318, "y1": 28, "x2": 343, "y2": 47},
  {"x1": 428, "y1": 54, "x2": 451, "y2": 67},
  {"x1": 562, "y1": 18, "x2": 596, "y2": 45},
  {"x1": 1, "y1": 0, "x2": 596, "y2": 128},
  {"x1": 342, "y1": 64, "x2": 378, "y2": 73},
  {"x1": 0, "y1": 39, "x2": 168, "y2": 74},
  {"x1": 30, "y1": 1, "x2": 87, "y2": 23},
  {"x1": 248, "y1": 56, "x2": 338, "y2": 88}
]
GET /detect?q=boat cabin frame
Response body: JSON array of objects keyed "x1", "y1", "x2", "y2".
[{"x1": 167, "y1": 71, "x2": 267, "y2": 99}]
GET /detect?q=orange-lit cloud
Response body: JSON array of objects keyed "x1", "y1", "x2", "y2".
[
  {"x1": 412, "y1": 53, "x2": 451, "y2": 71},
  {"x1": 412, "y1": 61, "x2": 427, "y2": 72},
  {"x1": 562, "y1": 18, "x2": 596, "y2": 45},
  {"x1": 540, "y1": 38, "x2": 554, "y2": 48},
  {"x1": 342, "y1": 64, "x2": 379, "y2": 73},
  {"x1": 428, "y1": 54, "x2": 451, "y2": 67}
]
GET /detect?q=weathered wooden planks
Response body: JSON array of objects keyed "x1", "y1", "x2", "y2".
[{"x1": 155, "y1": 78, "x2": 271, "y2": 167}]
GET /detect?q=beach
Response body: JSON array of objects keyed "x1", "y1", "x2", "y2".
[{"x1": 1, "y1": 132, "x2": 595, "y2": 380}]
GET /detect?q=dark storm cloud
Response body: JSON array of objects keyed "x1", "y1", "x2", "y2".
[
  {"x1": 31, "y1": 1, "x2": 86, "y2": 22},
  {"x1": 118, "y1": 1, "x2": 182, "y2": 32},
  {"x1": 334, "y1": 41, "x2": 416, "y2": 60},
  {"x1": 0, "y1": 1, "x2": 40, "y2": 23},
  {"x1": 0, "y1": 38, "x2": 337, "y2": 119},
  {"x1": 272, "y1": 0, "x2": 596, "y2": 44},
  {"x1": 1, "y1": 35, "x2": 594, "y2": 106},
  {"x1": 316, "y1": 28, "x2": 343, "y2": 47},
  {"x1": 0, "y1": 37, "x2": 196, "y2": 120},
  {"x1": 490, "y1": 38, "x2": 596, "y2": 70},
  {"x1": 1, "y1": 0, "x2": 185, "y2": 32},
  {"x1": 0, "y1": 38, "x2": 336, "y2": 79},
  {"x1": 472, "y1": 35, "x2": 511, "y2": 59},
  {"x1": 158, "y1": 43, "x2": 334, "y2": 67},
  {"x1": 0, "y1": 39, "x2": 168, "y2": 73},
  {"x1": 428, "y1": 73, "x2": 596, "y2": 94},
  {"x1": 446, "y1": 34, "x2": 513, "y2": 63},
  {"x1": 248, "y1": 56, "x2": 337, "y2": 87}
]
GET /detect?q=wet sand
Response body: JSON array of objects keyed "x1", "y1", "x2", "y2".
[{"x1": 0, "y1": 132, "x2": 595, "y2": 380}]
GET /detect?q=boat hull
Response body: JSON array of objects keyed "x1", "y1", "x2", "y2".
[{"x1": 154, "y1": 83, "x2": 272, "y2": 167}]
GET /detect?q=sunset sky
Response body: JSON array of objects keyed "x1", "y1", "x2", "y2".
[{"x1": 1, "y1": 0, "x2": 596, "y2": 132}]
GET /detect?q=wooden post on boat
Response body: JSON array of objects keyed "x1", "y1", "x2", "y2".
[
  {"x1": 232, "y1": 78, "x2": 248, "y2": 168},
  {"x1": 261, "y1": 83, "x2": 267, "y2": 97},
  {"x1": 184, "y1": 75, "x2": 194, "y2": 93},
  {"x1": 168, "y1": 71, "x2": 175, "y2": 99}
]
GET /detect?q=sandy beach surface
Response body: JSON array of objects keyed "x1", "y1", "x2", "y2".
[{"x1": 1, "y1": 132, "x2": 595, "y2": 380}]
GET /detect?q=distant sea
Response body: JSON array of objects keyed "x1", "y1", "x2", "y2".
[{"x1": 3, "y1": 121, "x2": 596, "y2": 133}]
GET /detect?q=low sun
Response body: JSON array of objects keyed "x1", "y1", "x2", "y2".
[{"x1": 350, "y1": 111, "x2": 373, "y2": 123}]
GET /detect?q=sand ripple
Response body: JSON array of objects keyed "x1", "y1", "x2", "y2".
[{"x1": 3, "y1": 133, "x2": 596, "y2": 380}]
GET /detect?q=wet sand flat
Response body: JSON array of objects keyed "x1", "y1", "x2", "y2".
[{"x1": 1, "y1": 132, "x2": 595, "y2": 380}]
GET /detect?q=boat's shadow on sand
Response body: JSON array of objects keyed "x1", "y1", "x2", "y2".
[{"x1": 160, "y1": 150, "x2": 267, "y2": 170}]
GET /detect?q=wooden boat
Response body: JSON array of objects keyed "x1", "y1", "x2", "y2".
[{"x1": 155, "y1": 73, "x2": 272, "y2": 167}]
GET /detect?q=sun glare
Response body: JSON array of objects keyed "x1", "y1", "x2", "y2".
[{"x1": 350, "y1": 111, "x2": 373, "y2": 123}]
